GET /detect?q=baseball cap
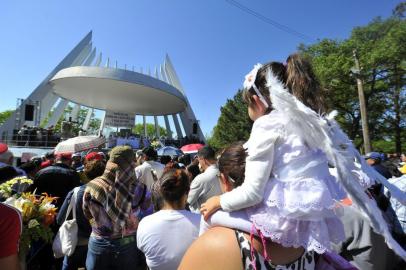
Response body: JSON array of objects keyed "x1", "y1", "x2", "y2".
[
  {"x1": 364, "y1": 152, "x2": 381, "y2": 160},
  {"x1": 0, "y1": 143, "x2": 8, "y2": 154},
  {"x1": 55, "y1": 152, "x2": 72, "y2": 160},
  {"x1": 72, "y1": 152, "x2": 82, "y2": 158},
  {"x1": 85, "y1": 152, "x2": 103, "y2": 162}
]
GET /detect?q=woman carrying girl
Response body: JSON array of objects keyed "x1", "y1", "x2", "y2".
[{"x1": 200, "y1": 53, "x2": 406, "y2": 266}]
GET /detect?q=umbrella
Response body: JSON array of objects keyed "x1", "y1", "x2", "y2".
[
  {"x1": 157, "y1": 146, "x2": 183, "y2": 157},
  {"x1": 180, "y1": 143, "x2": 204, "y2": 154},
  {"x1": 54, "y1": 136, "x2": 106, "y2": 154}
]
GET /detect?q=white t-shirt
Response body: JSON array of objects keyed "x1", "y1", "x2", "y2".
[
  {"x1": 135, "y1": 160, "x2": 165, "y2": 190},
  {"x1": 137, "y1": 210, "x2": 200, "y2": 270}
]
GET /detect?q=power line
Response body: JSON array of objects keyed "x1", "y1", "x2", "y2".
[{"x1": 225, "y1": 0, "x2": 315, "y2": 41}]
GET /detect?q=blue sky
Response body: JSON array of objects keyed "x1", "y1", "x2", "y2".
[{"x1": 0, "y1": 0, "x2": 400, "y2": 136}]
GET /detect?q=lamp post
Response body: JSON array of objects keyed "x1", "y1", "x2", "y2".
[{"x1": 352, "y1": 49, "x2": 371, "y2": 153}]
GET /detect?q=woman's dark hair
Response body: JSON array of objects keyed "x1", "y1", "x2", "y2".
[
  {"x1": 218, "y1": 142, "x2": 247, "y2": 188},
  {"x1": 179, "y1": 154, "x2": 192, "y2": 167},
  {"x1": 243, "y1": 53, "x2": 326, "y2": 114},
  {"x1": 159, "y1": 155, "x2": 172, "y2": 165},
  {"x1": 158, "y1": 169, "x2": 190, "y2": 203},
  {"x1": 0, "y1": 166, "x2": 19, "y2": 184},
  {"x1": 84, "y1": 160, "x2": 106, "y2": 180},
  {"x1": 19, "y1": 161, "x2": 39, "y2": 175},
  {"x1": 186, "y1": 163, "x2": 200, "y2": 181}
]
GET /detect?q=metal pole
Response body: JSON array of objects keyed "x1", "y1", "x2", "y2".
[
  {"x1": 353, "y1": 49, "x2": 371, "y2": 153},
  {"x1": 154, "y1": 116, "x2": 160, "y2": 138},
  {"x1": 143, "y1": 115, "x2": 147, "y2": 138}
]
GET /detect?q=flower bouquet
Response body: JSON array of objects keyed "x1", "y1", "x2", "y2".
[
  {"x1": 4, "y1": 192, "x2": 58, "y2": 256},
  {"x1": 0, "y1": 176, "x2": 33, "y2": 200}
]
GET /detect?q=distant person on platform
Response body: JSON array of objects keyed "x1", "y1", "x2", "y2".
[
  {"x1": 31, "y1": 152, "x2": 81, "y2": 208},
  {"x1": 365, "y1": 152, "x2": 392, "y2": 179},
  {"x1": 135, "y1": 147, "x2": 165, "y2": 191},
  {"x1": 187, "y1": 146, "x2": 221, "y2": 213}
]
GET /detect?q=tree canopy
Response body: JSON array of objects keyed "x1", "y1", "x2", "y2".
[
  {"x1": 209, "y1": 13, "x2": 405, "y2": 154},
  {"x1": 132, "y1": 123, "x2": 167, "y2": 138},
  {"x1": 207, "y1": 90, "x2": 252, "y2": 150},
  {"x1": 299, "y1": 15, "x2": 405, "y2": 153},
  {"x1": 0, "y1": 110, "x2": 14, "y2": 126}
]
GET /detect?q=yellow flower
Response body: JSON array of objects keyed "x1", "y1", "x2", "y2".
[{"x1": 21, "y1": 200, "x2": 36, "y2": 222}]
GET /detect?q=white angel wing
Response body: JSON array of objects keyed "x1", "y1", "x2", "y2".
[
  {"x1": 267, "y1": 69, "x2": 406, "y2": 259},
  {"x1": 325, "y1": 112, "x2": 406, "y2": 205}
]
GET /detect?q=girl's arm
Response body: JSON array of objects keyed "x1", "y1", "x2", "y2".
[
  {"x1": 220, "y1": 125, "x2": 278, "y2": 212},
  {"x1": 201, "y1": 116, "x2": 281, "y2": 218}
]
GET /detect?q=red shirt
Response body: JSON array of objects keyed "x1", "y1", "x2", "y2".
[{"x1": 0, "y1": 203, "x2": 22, "y2": 258}]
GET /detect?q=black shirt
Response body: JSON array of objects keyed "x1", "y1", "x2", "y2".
[{"x1": 32, "y1": 163, "x2": 81, "y2": 208}]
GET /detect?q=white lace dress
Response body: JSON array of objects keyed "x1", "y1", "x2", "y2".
[{"x1": 220, "y1": 110, "x2": 346, "y2": 254}]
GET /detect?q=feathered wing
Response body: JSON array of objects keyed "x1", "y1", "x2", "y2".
[
  {"x1": 266, "y1": 69, "x2": 406, "y2": 259},
  {"x1": 325, "y1": 112, "x2": 406, "y2": 205}
]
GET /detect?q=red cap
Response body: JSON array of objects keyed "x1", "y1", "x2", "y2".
[
  {"x1": 0, "y1": 143, "x2": 8, "y2": 154},
  {"x1": 55, "y1": 152, "x2": 72, "y2": 160},
  {"x1": 40, "y1": 160, "x2": 52, "y2": 169},
  {"x1": 85, "y1": 152, "x2": 103, "y2": 162}
]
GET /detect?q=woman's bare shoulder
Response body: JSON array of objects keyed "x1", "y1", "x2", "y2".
[{"x1": 178, "y1": 227, "x2": 242, "y2": 270}]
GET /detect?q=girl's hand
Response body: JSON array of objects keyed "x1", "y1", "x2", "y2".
[{"x1": 200, "y1": 196, "x2": 221, "y2": 221}]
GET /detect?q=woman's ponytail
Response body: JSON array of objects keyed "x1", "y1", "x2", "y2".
[{"x1": 285, "y1": 53, "x2": 327, "y2": 114}]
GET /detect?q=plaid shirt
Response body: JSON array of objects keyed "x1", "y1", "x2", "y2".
[
  {"x1": 385, "y1": 175, "x2": 406, "y2": 233},
  {"x1": 83, "y1": 182, "x2": 153, "y2": 238}
]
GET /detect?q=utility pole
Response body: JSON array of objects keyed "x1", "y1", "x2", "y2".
[{"x1": 352, "y1": 49, "x2": 372, "y2": 153}]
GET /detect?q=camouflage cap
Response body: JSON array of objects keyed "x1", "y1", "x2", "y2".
[{"x1": 109, "y1": 145, "x2": 134, "y2": 165}]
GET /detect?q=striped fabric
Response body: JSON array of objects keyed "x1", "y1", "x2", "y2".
[{"x1": 85, "y1": 161, "x2": 136, "y2": 230}]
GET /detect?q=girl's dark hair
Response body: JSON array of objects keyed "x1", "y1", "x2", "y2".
[
  {"x1": 218, "y1": 142, "x2": 247, "y2": 188},
  {"x1": 158, "y1": 169, "x2": 190, "y2": 202},
  {"x1": 285, "y1": 53, "x2": 326, "y2": 113},
  {"x1": 243, "y1": 53, "x2": 326, "y2": 114},
  {"x1": 242, "y1": 62, "x2": 286, "y2": 109}
]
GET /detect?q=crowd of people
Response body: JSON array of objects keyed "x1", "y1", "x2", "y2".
[
  {"x1": 11, "y1": 125, "x2": 60, "y2": 147},
  {"x1": 0, "y1": 53, "x2": 406, "y2": 270}
]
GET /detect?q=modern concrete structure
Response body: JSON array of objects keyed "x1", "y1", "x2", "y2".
[{"x1": 0, "y1": 31, "x2": 205, "y2": 142}]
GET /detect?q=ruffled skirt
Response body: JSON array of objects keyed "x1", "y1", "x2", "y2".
[{"x1": 246, "y1": 160, "x2": 346, "y2": 254}]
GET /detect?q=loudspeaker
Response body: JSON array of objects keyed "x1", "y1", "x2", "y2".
[
  {"x1": 24, "y1": 105, "x2": 35, "y2": 121},
  {"x1": 192, "y1": 123, "x2": 198, "y2": 134}
]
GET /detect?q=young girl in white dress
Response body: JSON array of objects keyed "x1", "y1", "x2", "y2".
[{"x1": 200, "y1": 54, "x2": 406, "y2": 261}]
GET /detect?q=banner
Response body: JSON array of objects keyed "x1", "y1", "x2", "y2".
[{"x1": 104, "y1": 112, "x2": 134, "y2": 127}]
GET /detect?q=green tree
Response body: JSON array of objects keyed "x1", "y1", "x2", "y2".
[
  {"x1": 393, "y1": 1, "x2": 406, "y2": 18},
  {"x1": 208, "y1": 90, "x2": 252, "y2": 150},
  {"x1": 132, "y1": 123, "x2": 167, "y2": 138},
  {"x1": 0, "y1": 110, "x2": 14, "y2": 126},
  {"x1": 299, "y1": 16, "x2": 406, "y2": 153}
]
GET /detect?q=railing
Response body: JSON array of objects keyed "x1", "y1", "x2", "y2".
[{"x1": 2, "y1": 134, "x2": 61, "y2": 148}]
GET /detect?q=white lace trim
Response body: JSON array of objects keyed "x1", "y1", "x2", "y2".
[
  {"x1": 262, "y1": 176, "x2": 343, "y2": 214},
  {"x1": 251, "y1": 214, "x2": 345, "y2": 254}
]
